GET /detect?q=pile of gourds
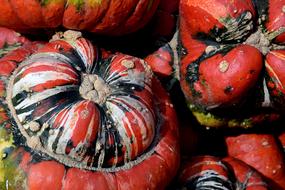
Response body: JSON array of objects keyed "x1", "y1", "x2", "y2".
[{"x1": 0, "y1": 0, "x2": 285, "y2": 189}]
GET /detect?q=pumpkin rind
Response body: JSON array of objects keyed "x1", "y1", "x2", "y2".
[{"x1": 0, "y1": 0, "x2": 160, "y2": 35}]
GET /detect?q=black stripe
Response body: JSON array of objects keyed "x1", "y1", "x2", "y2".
[
  {"x1": 51, "y1": 126, "x2": 64, "y2": 152},
  {"x1": 12, "y1": 91, "x2": 29, "y2": 108},
  {"x1": 15, "y1": 91, "x2": 80, "y2": 122},
  {"x1": 253, "y1": 0, "x2": 269, "y2": 25}
]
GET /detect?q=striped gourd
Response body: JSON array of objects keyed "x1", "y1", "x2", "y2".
[
  {"x1": 178, "y1": 156, "x2": 268, "y2": 190},
  {"x1": 5, "y1": 30, "x2": 156, "y2": 169},
  {"x1": 0, "y1": 28, "x2": 180, "y2": 190}
]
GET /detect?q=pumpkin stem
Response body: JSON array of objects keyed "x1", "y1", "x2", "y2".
[
  {"x1": 243, "y1": 28, "x2": 270, "y2": 55},
  {"x1": 79, "y1": 73, "x2": 111, "y2": 105},
  {"x1": 244, "y1": 27, "x2": 285, "y2": 55},
  {"x1": 267, "y1": 27, "x2": 285, "y2": 41}
]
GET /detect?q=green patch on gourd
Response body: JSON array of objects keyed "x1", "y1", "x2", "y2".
[
  {"x1": 88, "y1": 0, "x2": 103, "y2": 6},
  {"x1": 192, "y1": 111, "x2": 227, "y2": 128},
  {"x1": 188, "y1": 103, "x2": 256, "y2": 128},
  {"x1": 0, "y1": 128, "x2": 26, "y2": 190},
  {"x1": 67, "y1": 0, "x2": 85, "y2": 11},
  {"x1": 40, "y1": 0, "x2": 64, "y2": 6}
]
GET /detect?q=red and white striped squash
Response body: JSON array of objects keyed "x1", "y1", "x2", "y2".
[{"x1": 0, "y1": 29, "x2": 180, "y2": 189}]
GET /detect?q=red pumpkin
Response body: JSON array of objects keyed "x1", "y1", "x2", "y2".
[
  {"x1": 226, "y1": 133, "x2": 285, "y2": 190},
  {"x1": 179, "y1": 0, "x2": 285, "y2": 128},
  {"x1": 0, "y1": 0, "x2": 161, "y2": 35},
  {"x1": 0, "y1": 30, "x2": 180, "y2": 189},
  {"x1": 178, "y1": 155, "x2": 268, "y2": 189},
  {"x1": 146, "y1": 0, "x2": 285, "y2": 128}
]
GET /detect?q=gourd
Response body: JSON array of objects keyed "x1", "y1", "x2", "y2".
[
  {"x1": 0, "y1": 29, "x2": 180, "y2": 190},
  {"x1": 146, "y1": 0, "x2": 285, "y2": 128},
  {"x1": 226, "y1": 133, "x2": 285, "y2": 190},
  {"x1": 0, "y1": 0, "x2": 161, "y2": 35}
]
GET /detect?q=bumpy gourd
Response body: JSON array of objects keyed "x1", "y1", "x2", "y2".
[{"x1": 0, "y1": 29, "x2": 180, "y2": 189}]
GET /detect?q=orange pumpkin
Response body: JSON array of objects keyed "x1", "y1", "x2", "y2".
[{"x1": 0, "y1": 0, "x2": 161, "y2": 35}]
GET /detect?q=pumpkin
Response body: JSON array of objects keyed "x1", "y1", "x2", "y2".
[
  {"x1": 177, "y1": 155, "x2": 268, "y2": 190},
  {"x1": 146, "y1": 0, "x2": 285, "y2": 128},
  {"x1": 226, "y1": 133, "x2": 285, "y2": 190},
  {"x1": 0, "y1": 29, "x2": 180, "y2": 189},
  {"x1": 0, "y1": 0, "x2": 161, "y2": 35}
]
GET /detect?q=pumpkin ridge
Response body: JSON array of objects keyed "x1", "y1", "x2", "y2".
[{"x1": 3, "y1": 31, "x2": 161, "y2": 172}]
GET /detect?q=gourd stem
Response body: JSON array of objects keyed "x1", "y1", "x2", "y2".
[
  {"x1": 267, "y1": 27, "x2": 285, "y2": 41},
  {"x1": 79, "y1": 73, "x2": 111, "y2": 105},
  {"x1": 244, "y1": 27, "x2": 285, "y2": 55}
]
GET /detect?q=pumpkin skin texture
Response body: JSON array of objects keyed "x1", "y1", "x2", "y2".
[
  {"x1": 176, "y1": 0, "x2": 285, "y2": 128},
  {"x1": 177, "y1": 156, "x2": 268, "y2": 190},
  {"x1": 145, "y1": 44, "x2": 174, "y2": 77},
  {"x1": 0, "y1": 0, "x2": 160, "y2": 35},
  {"x1": 0, "y1": 30, "x2": 180, "y2": 189},
  {"x1": 226, "y1": 134, "x2": 285, "y2": 190}
]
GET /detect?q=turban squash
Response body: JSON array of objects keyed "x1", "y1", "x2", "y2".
[
  {"x1": 177, "y1": 155, "x2": 268, "y2": 190},
  {"x1": 0, "y1": 0, "x2": 160, "y2": 35},
  {"x1": 146, "y1": 0, "x2": 285, "y2": 128},
  {"x1": 0, "y1": 28, "x2": 180, "y2": 189}
]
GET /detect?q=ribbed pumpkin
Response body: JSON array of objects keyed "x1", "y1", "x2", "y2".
[
  {"x1": 0, "y1": 0, "x2": 161, "y2": 35},
  {"x1": 146, "y1": 0, "x2": 285, "y2": 128},
  {"x1": 0, "y1": 29, "x2": 180, "y2": 189},
  {"x1": 177, "y1": 155, "x2": 268, "y2": 190}
]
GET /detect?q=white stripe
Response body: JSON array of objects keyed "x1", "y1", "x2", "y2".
[
  {"x1": 105, "y1": 101, "x2": 132, "y2": 163},
  {"x1": 16, "y1": 52, "x2": 77, "y2": 76},
  {"x1": 15, "y1": 85, "x2": 78, "y2": 110},
  {"x1": 187, "y1": 170, "x2": 231, "y2": 190},
  {"x1": 110, "y1": 96, "x2": 155, "y2": 147},
  {"x1": 55, "y1": 107, "x2": 75, "y2": 154},
  {"x1": 13, "y1": 71, "x2": 78, "y2": 98}
]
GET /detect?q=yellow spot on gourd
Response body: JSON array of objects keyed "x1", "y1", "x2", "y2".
[
  {"x1": 0, "y1": 129, "x2": 14, "y2": 183},
  {"x1": 88, "y1": 0, "x2": 103, "y2": 6}
]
